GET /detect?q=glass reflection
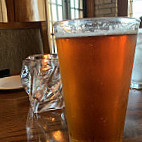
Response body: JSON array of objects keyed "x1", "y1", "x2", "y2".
[{"x1": 26, "y1": 108, "x2": 69, "y2": 142}]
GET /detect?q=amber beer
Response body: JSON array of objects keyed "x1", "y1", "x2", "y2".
[{"x1": 54, "y1": 18, "x2": 139, "y2": 142}]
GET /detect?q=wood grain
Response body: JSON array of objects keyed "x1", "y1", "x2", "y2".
[
  {"x1": 118, "y1": 0, "x2": 128, "y2": 16},
  {"x1": 0, "y1": 89, "x2": 142, "y2": 141},
  {"x1": 0, "y1": 90, "x2": 29, "y2": 142},
  {"x1": 5, "y1": 0, "x2": 15, "y2": 22},
  {"x1": 123, "y1": 89, "x2": 142, "y2": 141},
  {"x1": 40, "y1": 22, "x2": 50, "y2": 53},
  {"x1": 1, "y1": 0, "x2": 46, "y2": 22},
  {"x1": 14, "y1": 0, "x2": 46, "y2": 22},
  {"x1": 0, "y1": 22, "x2": 42, "y2": 29},
  {"x1": 86, "y1": 0, "x2": 95, "y2": 17}
]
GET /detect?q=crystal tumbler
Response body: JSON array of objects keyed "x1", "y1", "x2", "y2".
[{"x1": 21, "y1": 54, "x2": 64, "y2": 113}]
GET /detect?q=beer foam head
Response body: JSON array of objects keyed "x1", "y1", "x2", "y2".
[{"x1": 54, "y1": 17, "x2": 140, "y2": 38}]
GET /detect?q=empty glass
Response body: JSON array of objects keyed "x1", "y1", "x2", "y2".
[
  {"x1": 21, "y1": 54, "x2": 64, "y2": 113},
  {"x1": 131, "y1": 29, "x2": 142, "y2": 89}
]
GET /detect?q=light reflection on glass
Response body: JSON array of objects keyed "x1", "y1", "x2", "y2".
[
  {"x1": 52, "y1": 118, "x2": 55, "y2": 121},
  {"x1": 43, "y1": 124, "x2": 47, "y2": 130},
  {"x1": 52, "y1": 130, "x2": 63, "y2": 141},
  {"x1": 26, "y1": 109, "x2": 68, "y2": 142}
]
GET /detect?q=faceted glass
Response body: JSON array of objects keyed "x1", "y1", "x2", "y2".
[{"x1": 21, "y1": 54, "x2": 64, "y2": 113}]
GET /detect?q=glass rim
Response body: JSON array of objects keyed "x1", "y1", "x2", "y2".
[
  {"x1": 24, "y1": 54, "x2": 58, "y2": 62},
  {"x1": 53, "y1": 17, "x2": 140, "y2": 38},
  {"x1": 53, "y1": 17, "x2": 140, "y2": 27}
]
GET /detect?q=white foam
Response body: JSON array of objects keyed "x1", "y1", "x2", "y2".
[
  {"x1": 54, "y1": 17, "x2": 140, "y2": 38},
  {"x1": 55, "y1": 30, "x2": 137, "y2": 38}
]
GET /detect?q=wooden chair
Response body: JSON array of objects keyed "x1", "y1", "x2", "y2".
[{"x1": 0, "y1": 22, "x2": 49, "y2": 75}]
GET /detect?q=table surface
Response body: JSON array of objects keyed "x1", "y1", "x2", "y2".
[{"x1": 0, "y1": 89, "x2": 142, "y2": 142}]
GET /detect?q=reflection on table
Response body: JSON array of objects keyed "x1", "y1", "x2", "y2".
[
  {"x1": 26, "y1": 108, "x2": 69, "y2": 142},
  {"x1": 0, "y1": 89, "x2": 142, "y2": 141}
]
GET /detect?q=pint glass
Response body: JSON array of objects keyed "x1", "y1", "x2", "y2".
[{"x1": 54, "y1": 18, "x2": 140, "y2": 142}]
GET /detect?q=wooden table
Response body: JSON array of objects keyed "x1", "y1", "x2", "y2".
[{"x1": 0, "y1": 89, "x2": 142, "y2": 142}]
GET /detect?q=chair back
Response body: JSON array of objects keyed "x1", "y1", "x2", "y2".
[{"x1": 0, "y1": 22, "x2": 44, "y2": 75}]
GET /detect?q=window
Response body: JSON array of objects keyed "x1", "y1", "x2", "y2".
[
  {"x1": 128, "y1": 0, "x2": 142, "y2": 19},
  {"x1": 70, "y1": 0, "x2": 84, "y2": 19},
  {"x1": 46, "y1": 0, "x2": 84, "y2": 53}
]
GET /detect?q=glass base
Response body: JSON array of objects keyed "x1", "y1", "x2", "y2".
[{"x1": 130, "y1": 81, "x2": 142, "y2": 89}]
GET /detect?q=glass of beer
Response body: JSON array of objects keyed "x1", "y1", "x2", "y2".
[{"x1": 53, "y1": 18, "x2": 140, "y2": 142}]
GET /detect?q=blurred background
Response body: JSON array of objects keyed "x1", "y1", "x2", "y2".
[
  {"x1": 0, "y1": 0, "x2": 141, "y2": 74},
  {"x1": 1, "y1": 0, "x2": 141, "y2": 53}
]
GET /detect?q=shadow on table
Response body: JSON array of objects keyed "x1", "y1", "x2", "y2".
[{"x1": 26, "y1": 108, "x2": 69, "y2": 142}]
